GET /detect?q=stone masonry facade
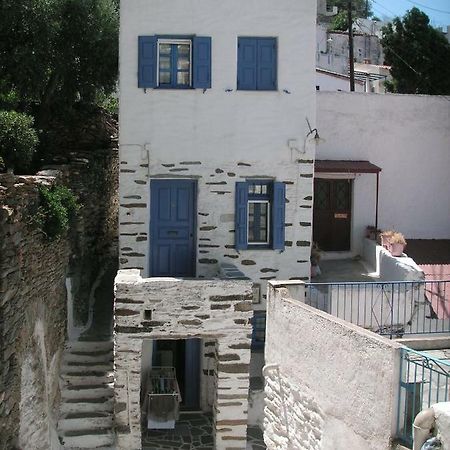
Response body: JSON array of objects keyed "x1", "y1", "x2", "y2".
[
  {"x1": 118, "y1": 154, "x2": 315, "y2": 308},
  {"x1": 114, "y1": 270, "x2": 253, "y2": 450}
]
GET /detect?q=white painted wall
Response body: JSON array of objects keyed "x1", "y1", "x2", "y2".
[
  {"x1": 264, "y1": 281, "x2": 403, "y2": 450},
  {"x1": 316, "y1": 70, "x2": 365, "y2": 92},
  {"x1": 119, "y1": 0, "x2": 317, "y2": 294},
  {"x1": 317, "y1": 92, "x2": 450, "y2": 255}
]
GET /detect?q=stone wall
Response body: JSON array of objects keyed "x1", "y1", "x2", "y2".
[
  {"x1": 0, "y1": 138, "x2": 118, "y2": 447},
  {"x1": 264, "y1": 280, "x2": 403, "y2": 450},
  {"x1": 0, "y1": 173, "x2": 70, "y2": 449},
  {"x1": 114, "y1": 270, "x2": 253, "y2": 450}
]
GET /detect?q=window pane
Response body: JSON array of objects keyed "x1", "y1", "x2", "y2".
[
  {"x1": 159, "y1": 71, "x2": 171, "y2": 84},
  {"x1": 177, "y1": 56, "x2": 190, "y2": 71},
  {"x1": 159, "y1": 44, "x2": 171, "y2": 55},
  {"x1": 177, "y1": 71, "x2": 190, "y2": 85},
  {"x1": 248, "y1": 202, "x2": 269, "y2": 243},
  {"x1": 159, "y1": 56, "x2": 171, "y2": 70},
  {"x1": 177, "y1": 44, "x2": 190, "y2": 56}
]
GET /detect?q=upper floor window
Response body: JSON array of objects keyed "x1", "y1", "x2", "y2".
[
  {"x1": 158, "y1": 39, "x2": 192, "y2": 88},
  {"x1": 235, "y1": 180, "x2": 285, "y2": 250},
  {"x1": 237, "y1": 37, "x2": 277, "y2": 91},
  {"x1": 138, "y1": 36, "x2": 211, "y2": 90}
]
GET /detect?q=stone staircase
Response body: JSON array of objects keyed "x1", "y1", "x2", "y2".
[{"x1": 57, "y1": 340, "x2": 115, "y2": 449}]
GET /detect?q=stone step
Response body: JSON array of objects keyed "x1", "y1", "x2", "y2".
[
  {"x1": 65, "y1": 341, "x2": 113, "y2": 353},
  {"x1": 59, "y1": 431, "x2": 114, "y2": 448},
  {"x1": 60, "y1": 399, "x2": 114, "y2": 415},
  {"x1": 58, "y1": 416, "x2": 113, "y2": 432},
  {"x1": 61, "y1": 363, "x2": 112, "y2": 374},
  {"x1": 61, "y1": 373, "x2": 114, "y2": 387},
  {"x1": 61, "y1": 387, "x2": 114, "y2": 401},
  {"x1": 64, "y1": 352, "x2": 113, "y2": 364}
]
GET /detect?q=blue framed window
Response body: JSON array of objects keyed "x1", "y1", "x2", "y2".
[
  {"x1": 138, "y1": 36, "x2": 211, "y2": 90},
  {"x1": 158, "y1": 39, "x2": 192, "y2": 88},
  {"x1": 235, "y1": 180, "x2": 285, "y2": 250},
  {"x1": 237, "y1": 37, "x2": 277, "y2": 91}
]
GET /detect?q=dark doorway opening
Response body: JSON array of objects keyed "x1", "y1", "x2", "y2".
[{"x1": 313, "y1": 178, "x2": 352, "y2": 252}]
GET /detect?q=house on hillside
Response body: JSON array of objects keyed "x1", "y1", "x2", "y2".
[{"x1": 115, "y1": 0, "x2": 316, "y2": 448}]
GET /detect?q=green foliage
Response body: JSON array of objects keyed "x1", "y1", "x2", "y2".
[
  {"x1": 37, "y1": 185, "x2": 79, "y2": 239},
  {"x1": 0, "y1": 110, "x2": 39, "y2": 172},
  {"x1": 327, "y1": 0, "x2": 372, "y2": 18},
  {"x1": 381, "y1": 8, "x2": 450, "y2": 95},
  {"x1": 95, "y1": 89, "x2": 118, "y2": 115},
  {"x1": 330, "y1": 11, "x2": 349, "y2": 31},
  {"x1": 0, "y1": 0, "x2": 119, "y2": 116}
]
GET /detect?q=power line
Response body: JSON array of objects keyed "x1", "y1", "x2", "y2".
[
  {"x1": 371, "y1": 0, "x2": 398, "y2": 17},
  {"x1": 405, "y1": 0, "x2": 450, "y2": 15}
]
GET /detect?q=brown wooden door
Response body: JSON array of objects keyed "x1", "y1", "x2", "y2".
[{"x1": 313, "y1": 178, "x2": 352, "y2": 251}]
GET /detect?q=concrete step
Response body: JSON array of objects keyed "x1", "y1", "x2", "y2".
[
  {"x1": 61, "y1": 387, "x2": 114, "y2": 401},
  {"x1": 59, "y1": 431, "x2": 114, "y2": 448},
  {"x1": 61, "y1": 363, "x2": 112, "y2": 374},
  {"x1": 64, "y1": 352, "x2": 113, "y2": 365},
  {"x1": 61, "y1": 373, "x2": 114, "y2": 387},
  {"x1": 65, "y1": 341, "x2": 113, "y2": 353},
  {"x1": 58, "y1": 416, "x2": 113, "y2": 432},
  {"x1": 60, "y1": 399, "x2": 114, "y2": 415}
]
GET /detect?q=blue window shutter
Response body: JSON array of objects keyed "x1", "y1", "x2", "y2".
[
  {"x1": 193, "y1": 36, "x2": 211, "y2": 89},
  {"x1": 235, "y1": 182, "x2": 248, "y2": 250},
  {"x1": 272, "y1": 182, "x2": 285, "y2": 250},
  {"x1": 138, "y1": 36, "x2": 157, "y2": 88},
  {"x1": 237, "y1": 38, "x2": 257, "y2": 90},
  {"x1": 257, "y1": 38, "x2": 277, "y2": 90}
]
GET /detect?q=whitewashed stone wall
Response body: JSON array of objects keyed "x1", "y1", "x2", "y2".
[
  {"x1": 118, "y1": 0, "x2": 317, "y2": 303},
  {"x1": 114, "y1": 270, "x2": 253, "y2": 450},
  {"x1": 264, "y1": 280, "x2": 403, "y2": 450}
]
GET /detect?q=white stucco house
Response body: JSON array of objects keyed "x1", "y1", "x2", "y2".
[{"x1": 115, "y1": 0, "x2": 317, "y2": 448}]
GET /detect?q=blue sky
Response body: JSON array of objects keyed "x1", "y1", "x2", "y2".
[{"x1": 371, "y1": 0, "x2": 450, "y2": 29}]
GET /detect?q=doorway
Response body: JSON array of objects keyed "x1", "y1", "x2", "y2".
[
  {"x1": 150, "y1": 179, "x2": 197, "y2": 277},
  {"x1": 313, "y1": 178, "x2": 352, "y2": 252}
]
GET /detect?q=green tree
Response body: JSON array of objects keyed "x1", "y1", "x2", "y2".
[
  {"x1": 328, "y1": 0, "x2": 372, "y2": 19},
  {"x1": 381, "y1": 8, "x2": 450, "y2": 95},
  {"x1": 0, "y1": 110, "x2": 39, "y2": 172},
  {"x1": 0, "y1": 0, "x2": 118, "y2": 124}
]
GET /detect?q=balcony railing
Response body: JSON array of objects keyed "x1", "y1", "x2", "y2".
[
  {"x1": 304, "y1": 280, "x2": 450, "y2": 339},
  {"x1": 396, "y1": 348, "x2": 450, "y2": 446}
]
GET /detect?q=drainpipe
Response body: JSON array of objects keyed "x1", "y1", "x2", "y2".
[{"x1": 413, "y1": 408, "x2": 435, "y2": 450}]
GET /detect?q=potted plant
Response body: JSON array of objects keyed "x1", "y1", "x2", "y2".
[
  {"x1": 380, "y1": 230, "x2": 395, "y2": 251},
  {"x1": 390, "y1": 232, "x2": 407, "y2": 257}
]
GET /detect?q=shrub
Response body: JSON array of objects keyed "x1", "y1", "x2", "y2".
[
  {"x1": 37, "y1": 185, "x2": 79, "y2": 239},
  {"x1": 0, "y1": 110, "x2": 39, "y2": 172}
]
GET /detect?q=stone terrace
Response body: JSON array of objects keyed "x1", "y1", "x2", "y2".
[{"x1": 114, "y1": 270, "x2": 253, "y2": 450}]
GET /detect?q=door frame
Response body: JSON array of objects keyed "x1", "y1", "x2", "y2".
[
  {"x1": 314, "y1": 173, "x2": 355, "y2": 257},
  {"x1": 149, "y1": 178, "x2": 198, "y2": 278}
]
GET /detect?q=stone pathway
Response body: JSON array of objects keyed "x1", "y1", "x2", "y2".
[{"x1": 142, "y1": 413, "x2": 266, "y2": 450}]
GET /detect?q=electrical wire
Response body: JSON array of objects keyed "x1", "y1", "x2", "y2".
[{"x1": 405, "y1": 0, "x2": 450, "y2": 15}]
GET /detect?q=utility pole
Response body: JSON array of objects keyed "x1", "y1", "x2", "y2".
[{"x1": 348, "y1": 0, "x2": 355, "y2": 91}]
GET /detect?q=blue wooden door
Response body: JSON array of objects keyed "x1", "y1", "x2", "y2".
[{"x1": 150, "y1": 180, "x2": 196, "y2": 277}]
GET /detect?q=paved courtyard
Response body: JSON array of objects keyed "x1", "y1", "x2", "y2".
[{"x1": 142, "y1": 412, "x2": 265, "y2": 450}]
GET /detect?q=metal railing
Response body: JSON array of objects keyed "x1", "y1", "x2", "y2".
[
  {"x1": 304, "y1": 280, "x2": 450, "y2": 338},
  {"x1": 396, "y1": 348, "x2": 450, "y2": 446}
]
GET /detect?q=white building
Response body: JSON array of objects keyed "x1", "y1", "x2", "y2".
[
  {"x1": 316, "y1": 67, "x2": 366, "y2": 92},
  {"x1": 116, "y1": 0, "x2": 316, "y2": 448}
]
